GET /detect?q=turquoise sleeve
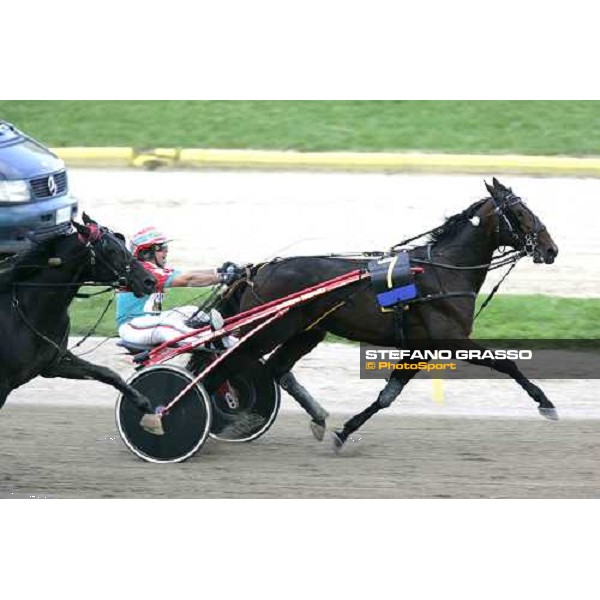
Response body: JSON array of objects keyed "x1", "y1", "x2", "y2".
[{"x1": 165, "y1": 269, "x2": 183, "y2": 288}]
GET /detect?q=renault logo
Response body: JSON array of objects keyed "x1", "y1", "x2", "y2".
[{"x1": 48, "y1": 175, "x2": 57, "y2": 196}]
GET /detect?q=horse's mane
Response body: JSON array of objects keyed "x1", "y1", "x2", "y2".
[
  {"x1": 427, "y1": 197, "x2": 489, "y2": 245},
  {"x1": 0, "y1": 238, "x2": 58, "y2": 285}
]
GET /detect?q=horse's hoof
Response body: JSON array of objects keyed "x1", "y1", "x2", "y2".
[
  {"x1": 538, "y1": 406, "x2": 560, "y2": 421},
  {"x1": 309, "y1": 420, "x2": 326, "y2": 441},
  {"x1": 330, "y1": 431, "x2": 345, "y2": 454},
  {"x1": 329, "y1": 431, "x2": 362, "y2": 455},
  {"x1": 140, "y1": 413, "x2": 164, "y2": 435}
]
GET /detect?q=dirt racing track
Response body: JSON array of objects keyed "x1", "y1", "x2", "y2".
[
  {"x1": 1, "y1": 405, "x2": 599, "y2": 498},
  {"x1": 3, "y1": 338, "x2": 600, "y2": 498},
  {"x1": 1, "y1": 170, "x2": 599, "y2": 498}
]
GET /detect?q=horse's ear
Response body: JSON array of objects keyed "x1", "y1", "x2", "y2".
[
  {"x1": 492, "y1": 177, "x2": 507, "y2": 192},
  {"x1": 114, "y1": 232, "x2": 126, "y2": 243},
  {"x1": 485, "y1": 180, "x2": 496, "y2": 196},
  {"x1": 71, "y1": 220, "x2": 88, "y2": 235},
  {"x1": 82, "y1": 212, "x2": 97, "y2": 226}
]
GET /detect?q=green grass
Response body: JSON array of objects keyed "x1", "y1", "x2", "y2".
[
  {"x1": 70, "y1": 289, "x2": 600, "y2": 341},
  {"x1": 472, "y1": 295, "x2": 600, "y2": 339},
  {"x1": 3, "y1": 101, "x2": 600, "y2": 156}
]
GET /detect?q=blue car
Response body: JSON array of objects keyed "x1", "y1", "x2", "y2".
[{"x1": 0, "y1": 121, "x2": 78, "y2": 255}]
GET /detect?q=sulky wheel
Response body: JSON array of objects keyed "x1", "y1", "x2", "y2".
[
  {"x1": 209, "y1": 359, "x2": 281, "y2": 443},
  {"x1": 188, "y1": 355, "x2": 280, "y2": 443},
  {"x1": 116, "y1": 365, "x2": 212, "y2": 463}
]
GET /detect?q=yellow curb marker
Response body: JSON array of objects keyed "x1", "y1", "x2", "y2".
[{"x1": 50, "y1": 147, "x2": 600, "y2": 177}]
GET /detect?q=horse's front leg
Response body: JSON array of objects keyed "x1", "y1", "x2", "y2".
[
  {"x1": 41, "y1": 351, "x2": 163, "y2": 434},
  {"x1": 332, "y1": 368, "x2": 418, "y2": 453},
  {"x1": 453, "y1": 339, "x2": 558, "y2": 420}
]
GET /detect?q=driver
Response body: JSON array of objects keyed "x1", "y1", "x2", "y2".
[{"x1": 116, "y1": 226, "x2": 242, "y2": 347}]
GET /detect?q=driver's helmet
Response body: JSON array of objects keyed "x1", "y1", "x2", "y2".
[{"x1": 129, "y1": 226, "x2": 170, "y2": 259}]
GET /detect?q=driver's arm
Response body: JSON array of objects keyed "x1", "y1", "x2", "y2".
[{"x1": 169, "y1": 269, "x2": 220, "y2": 288}]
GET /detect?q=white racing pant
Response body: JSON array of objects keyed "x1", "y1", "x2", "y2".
[{"x1": 119, "y1": 306, "x2": 208, "y2": 346}]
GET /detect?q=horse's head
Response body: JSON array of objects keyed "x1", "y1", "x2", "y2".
[
  {"x1": 72, "y1": 213, "x2": 156, "y2": 297},
  {"x1": 484, "y1": 178, "x2": 558, "y2": 264}
]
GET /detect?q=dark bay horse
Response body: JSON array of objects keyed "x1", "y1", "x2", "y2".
[
  {"x1": 0, "y1": 214, "x2": 161, "y2": 433},
  {"x1": 219, "y1": 178, "x2": 559, "y2": 451}
]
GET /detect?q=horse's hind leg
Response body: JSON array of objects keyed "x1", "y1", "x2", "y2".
[
  {"x1": 266, "y1": 329, "x2": 329, "y2": 439},
  {"x1": 279, "y1": 372, "x2": 330, "y2": 440},
  {"x1": 332, "y1": 369, "x2": 416, "y2": 453}
]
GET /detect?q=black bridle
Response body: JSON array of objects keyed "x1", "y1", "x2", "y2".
[
  {"x1": 490, "y1": 191, "x2": 547, "y2": 260},
  {"x1": 389, "y1": 193, "x2": 546, "y2": 271},
  {"x1": 413, "y1": 193, "x2": 548, "y2": 320},
  {"x1": 81, "y1": 226, "x2": 136, "y2": 289},
  {"x1": 8, "y1": 227, "x2": 136, "y2": 291},
  {"x1": 10, "y1": 226, "x2": 137, "y2": 357}
]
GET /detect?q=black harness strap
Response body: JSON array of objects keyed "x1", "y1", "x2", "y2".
[
  {"x1": 426, "y1": 244, "x2": 446, "y2": 293},
  {"x1": 11, "y1": 287, "x2": 67, "y2": 363},
  {"x1": 394, "y1": 306, "x2": 406, "y2": 348},
  {"x1": 411, "y1": 291, "x2": 477, "y2": 305}
]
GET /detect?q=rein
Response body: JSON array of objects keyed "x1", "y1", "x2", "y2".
[
  {"x1": 411, "y1": 249, "x2": 524, "y2": 271},
  {"x1": 187, "y1": 284, "x2": 227, "y2": 321},
  {"x1": 69, "y1": 293, "x2": 116, "y2": 353},
  {"x1": 473, "y1": 261, "x2": 518, "y2": 321},
  {"x1": 390, "y1": 224, "x2": 447, "y2": 251}
]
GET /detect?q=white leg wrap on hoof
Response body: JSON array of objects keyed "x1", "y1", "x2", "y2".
[
  {"x1": 309, "y1": 420, "x2": 326, "y2": 441},
  {"x1": 140, "y1": 413, "x2": 164, "y2": 436},
  {"x1": 538, "y1": 406, "x2": 559, "y2": 421}
]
